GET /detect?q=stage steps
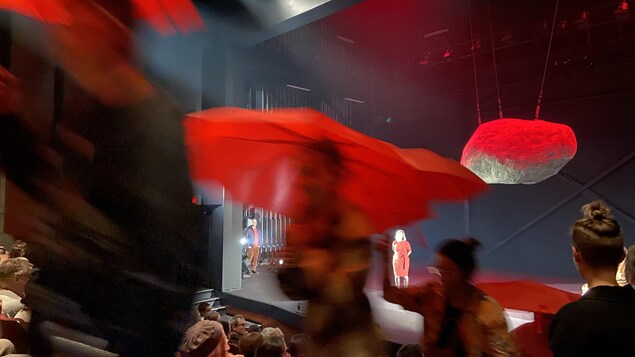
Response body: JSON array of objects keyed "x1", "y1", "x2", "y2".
[{"x1": 192, "y1": 288, "x2": 226, "y2": 315}]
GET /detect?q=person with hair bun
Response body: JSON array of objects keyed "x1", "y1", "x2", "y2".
[
  {"x1": 549, "y1": 200, "x2": 635, "y2": 357},
  {"x1": 378, "y1": 236, "x2": 515, "y2": 356}
]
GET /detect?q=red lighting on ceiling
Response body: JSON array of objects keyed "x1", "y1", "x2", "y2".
[
  {"x1": 617, "y1": 1, "x2": 629, "y2": 13},
  {"x1": 576, "y1": 10, "x2": 591, "y2": 23},
  {"x1": 443, "y1": 47, "x2": 452, "y2": 59}
]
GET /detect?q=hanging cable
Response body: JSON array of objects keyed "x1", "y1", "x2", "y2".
[
  {"x1": 486, "y1": 0, "x2": 503, "y2": 119},
  {"x1": 467, "y1": 0, "x2": 482, "y2": 125},
  {"x1": 535, "y1": 0, "x2": 560, "y2": 119}
]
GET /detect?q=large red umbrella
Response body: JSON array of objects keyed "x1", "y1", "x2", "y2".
[
  {"x1": 0, "y1": 0, "x2": 204, "y2": 34},
  {"x1": 185, "y1": 107, "x2": 434, "y2": 232},
  {"x1": 394, "y1": 148, "x2": 489, "y2": 201},
  {"x1": 478, "y1": 280, "x2": 580, "y2": 314}
]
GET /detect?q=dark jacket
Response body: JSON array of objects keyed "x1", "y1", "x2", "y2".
[{"x1": 549, "y1": 285, "x2": 635, "y2": 357}]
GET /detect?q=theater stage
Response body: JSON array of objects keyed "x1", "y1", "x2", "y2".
[{"x1": 223, "y1": 264, "x2": 582, "y2": 345}]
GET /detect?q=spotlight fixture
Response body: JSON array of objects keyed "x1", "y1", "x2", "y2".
[
  {"x1": 615, "y1": 1, "x2": 629, "y2": 14},
  {"x1": 442, "y1": 47, "x2": 453, "y2": 59},
  {"x1": 419, "y1": 52, "x2": 431, "y2": 65},
  {"x1": 575, "y1": 10, "x2": 590, "y2": 24},
  {"x1": 471, "y1": 39, "x2": 482, "y2": 50}
]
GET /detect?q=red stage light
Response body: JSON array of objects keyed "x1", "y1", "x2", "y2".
[
  {"x1": 461, "y1": 119, "x2": 577, "y2": 184},
  {"x1": 419, "y1": 53, "x2": 431, "y2": 65},
  {"x1": 443, "y1": 47, "x2": 452, "y2": 59},
  {"x1": 620, "y1": 1, "x2": 629, "y2": 12}
]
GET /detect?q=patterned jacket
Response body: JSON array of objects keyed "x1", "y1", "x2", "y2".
[{"x1": 384, "y1": 281, "x2": 516, "y2": 356}]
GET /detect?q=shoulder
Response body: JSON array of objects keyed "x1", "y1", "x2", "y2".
[{"x1": 475, "y1": 293, "x2": 508, "y2": 327}]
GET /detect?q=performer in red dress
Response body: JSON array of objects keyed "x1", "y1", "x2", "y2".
[{"x1": 392, "y1": 229, "x2": 412, "y2": 288}]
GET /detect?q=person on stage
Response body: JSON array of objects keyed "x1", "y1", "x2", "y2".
[
  {"x1": 246, "y1": 219, "x2": 262, "y2": 274},
  {"x1": 392, "y1": 229, "x2": 412, "y2": 288}
]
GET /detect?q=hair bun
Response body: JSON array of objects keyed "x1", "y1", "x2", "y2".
[
  {"x1": 582, "y1": 200, "x2": 613, "y2": 221},
  {"x1": 462, "y1": 237, "x2": 483, "y2": 251}
]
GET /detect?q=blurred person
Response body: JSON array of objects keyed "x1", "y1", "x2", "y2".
[
  {"x1": 0, "y1": 247, "x2": 8, "y2": 265},
  {"x1": 0, "y1": 258, "x2": 34, "y2": 318},
  {"x1": 178, "y1": 320, "x2": 229, "y2": 357},
  {"x1": 199, "y1": 303, "x2": 213, "y2": 321},
  {"x1": 247, "y1": 325, "x2": 262, "y2": 333},
  {"x1": 0, "y1": 1, "x2": 200, "y2": 355},
  {"x1": 260, "y1": 327, "x2": 284, "y2": 342},
  {"x1": 549, "y1": 201, "x2": 635, "y2": 356},
  {"x1": 511, "y1": 312, "x2": 553, "y2": 357},
  {"x1": 7, "y1": 241, "x2": 26, "y2": 259},
  {"x1": 396, "y1": 344, "x2": 423, "y2": 357},
  {"x1": 246, "y1": 219, "x2": 261, "y2": 274},
  {"x1": 205, "y1": 311, "x2": 221, "y2": 322},
  {"x1": 277, "y1": 139, "x2": 383, "y2": 357},
  {"x1": 254, "y1": 337, "x2": 286, "y2": 357},
  {"x1": 378, "y1": 237, "x2": 516, "y2": 356},
  {"x1": 238, "y1": 332, "x2": 264, "y2": 357},
  {"x1": 0, "y1": 339, "x2": 16, "y2": 356},
  {"x1": 287, "y1": 334, "x2": 309, "y2": 357},
  {"x1": 228, "y1": 315, "x2": 248, "y2": 354},
  {"x1": 220, "y1": 320, "x2": 231, "y2": 338},
  {"x1": 392, "y1": 229, "x2": 412, "y2": 288},
  {"x1": 625, "y1": 244, "x2": 635, "y2": 288}
]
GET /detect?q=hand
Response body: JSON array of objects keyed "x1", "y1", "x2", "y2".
[{"x1": 0, "y1": 66, "x2": 22, "y2": 115}]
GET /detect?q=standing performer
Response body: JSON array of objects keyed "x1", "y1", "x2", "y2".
[
  {"x1": 392, "y1": 229, "x2": 412, "y2": 288},
  {"x1": 246, "y1": 219, "x2": 262, "y2": 274}
]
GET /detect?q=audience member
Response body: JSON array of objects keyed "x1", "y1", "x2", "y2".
[
  {"x1": 277, "y1": 139, "x2": 383, "y2": 357},
  {"x1": 228, "y1": 315, "x2": 248, "y2": 354},
  {"x1": 198, "y1": 303, "x2": 213, "y2": 321},
  {"x1": 260, "y1": 327, "x2": 284, "y2": 342},
  {"x1": 379, "y1": 237, "x2": 515, "y2": 356},
  {"x1": 247, "y1": 325, "x2": 262, "y2": 333},
  {"x1": 238, "y1": 332, "x2": 264, "y2": 357},
  {"x1": 549, "y1": 201, "x2": 635, "y2": 356},
  {"x1": 179, "y1": 320, "x2": 229, "y2": 357},
  {"x1": 6, "y1": 241, "x2": 25, "y2": 259},
  {"x1": 254, "y1": 337, "x2": 286, "y2": 357},
  {"x1": 205, "y1": 311, "x2": 221, "y2": 322},
  {"x1": 287, "y1": 334, "x2": 309, "y2": 357},
  {"x1": 396, "y1": 344, "x2": 424, "y2": 357},
  {"x1": 0, "y1": 258, "x2": 34, "y2": 317},
  {"x1": 625, "y1": 244, "x2": 635, "y2": 288}
]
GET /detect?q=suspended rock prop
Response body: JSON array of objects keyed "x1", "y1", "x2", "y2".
[{"x1": 461, "y1": 119, "x2": 577, "y2": 184}]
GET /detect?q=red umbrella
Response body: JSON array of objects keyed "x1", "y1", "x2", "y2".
[
  {"x1": 478, "y1": 280, "x2": 580, "y2": 314},
  {"x1": 394, "y1": 148, "x2": 489, "y2": 201},
  {"x1": 185, "y1": 107, "x2": 433, "y2": 232},
  {"x1": 0, "y1": 0, "x2": 204, "y2": 34}
]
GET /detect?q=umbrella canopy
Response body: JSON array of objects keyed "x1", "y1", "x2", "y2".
[
  {"x1": 394, "y1": 148, "x2": 488, "y2": 201},
  {"x1": 0, "y1": 0, "x2": 204, "y2": 34},
  {"x1": 185, "y1": 107, "x2": 433, "y2": 232},
  {"x1": 478, "y1": 280, "x2": 580, "y2": 314}
]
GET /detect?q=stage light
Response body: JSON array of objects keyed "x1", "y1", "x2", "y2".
[
  {"x1": 471, "y1": 39, "x2": 482, "y2": 50},
  {"x1": 240, "y1": 237, "x2": 248, "y2": 245},
  {"x1": 192, "y1": 195, "x2": 202, "y2": 205},
  {"x1": 616, "y1": 1, "x2": 629, "y2": 13},
  {"x1": 558, "y1": 19, "x2": 568, "y2": 30},
  {"x1": 419, "y1": 53, "x2": 431, "y2": 65},
  {"x1": 576, "y1": 10, "x2": 590, "y2": 24},
  {"x1": 279, "y1": 259, "x2": 284, "y2": 265},
  {"x1": 442, "y1": 47, "x2": 452, "y2": 59}
]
